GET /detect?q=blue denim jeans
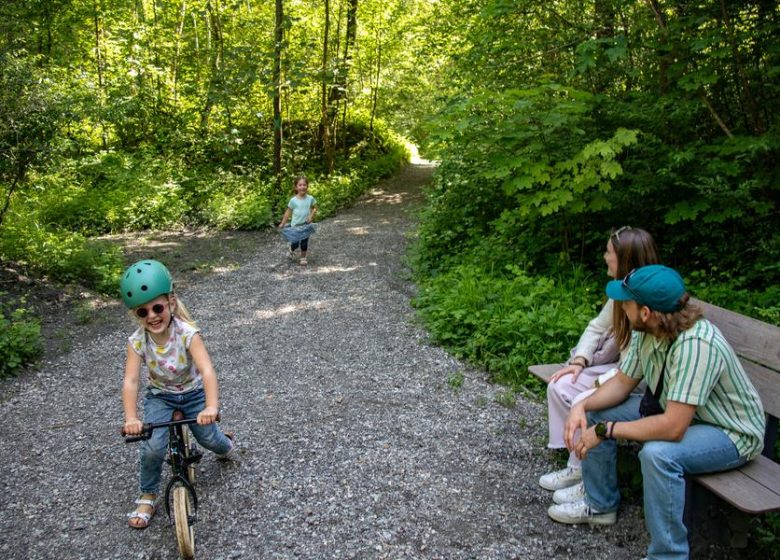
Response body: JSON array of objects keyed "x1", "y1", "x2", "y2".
[
  {"x1": 139, "y1": 388, "x2": 233, "y2": 494},
  {"x1": 582, "y1": 395, "x2": 746, "y2": 560}
]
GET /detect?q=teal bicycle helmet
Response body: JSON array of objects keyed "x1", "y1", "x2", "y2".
[{"x1": 120, "y1": 259, "x2": 173, "y2": 308}]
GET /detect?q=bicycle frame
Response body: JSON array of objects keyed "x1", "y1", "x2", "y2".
[{"x1": 124, "y1": 416, "x2": 203, "y2": 520}]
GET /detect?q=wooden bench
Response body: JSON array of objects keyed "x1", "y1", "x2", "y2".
[{"x1": 528, "y1": 298, "x2": 780, "y2": 520}]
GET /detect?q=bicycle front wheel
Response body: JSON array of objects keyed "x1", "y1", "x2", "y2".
[{"x1": 172, "y1": 485, "x2": 195, "y2": 560}]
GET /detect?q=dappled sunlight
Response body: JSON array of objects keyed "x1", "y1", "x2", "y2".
[
  {"x1": 330, "y1": 216, "x2": 365, "y2": 225},
  {"x1": 309, "y1": 265, "x2": 360, "y2": 273},
  {"x1": 254, "y1": 300, "x2": 331, "y2": 319},
  {"x1": 363, "y1": 191, "x2": 409, "y2": 205},
  {"x1": 346, "y1": 226, "x2": 371, "y2": 235},
  {"x1": 211, "y1": 265, "x2": 239, "y2": 274},
  {"x1": 270, "y1": 264, "x2": 361, "y2": 279}
]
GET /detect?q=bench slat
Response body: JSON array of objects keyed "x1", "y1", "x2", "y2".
[
  {"x1": 528, "y1": 363, "x2": 564, "y2": 383},
  {"x1": 738, "y1": 455, "x2": 780, "y2": 494},
  {"x1": 695, "y1": 298, "x2": 780, "y2": 371},
  {"x1": 693, "y1": 455, "x2": 780, "y2": 514},
  {"x1": 741, "y1": 361, "x2": 780, "y2": 420}
]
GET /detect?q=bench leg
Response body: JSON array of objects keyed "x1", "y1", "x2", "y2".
[
  {"x1": 763, "y1": 415, "x2": 778, "y2": 459},
  {"x1": 684, "y1": 475, "x2": 693, "y2": 551}
]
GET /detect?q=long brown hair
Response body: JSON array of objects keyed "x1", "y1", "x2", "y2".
[{"x1": 610, "y1": 227, "x2": 659, "y2": 349}]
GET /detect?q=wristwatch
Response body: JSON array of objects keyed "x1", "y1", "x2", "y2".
[{"x1": 595, "y1": 421, "x2": 609, "y2": 440}]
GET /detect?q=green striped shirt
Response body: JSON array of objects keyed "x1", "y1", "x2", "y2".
[{"x1": 622, "y1": 319, "x2": 765, "y2": 460}]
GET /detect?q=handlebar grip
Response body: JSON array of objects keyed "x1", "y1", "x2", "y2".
[{"x1": 121, "y1": 423, "x2": 152, "y2": 441}]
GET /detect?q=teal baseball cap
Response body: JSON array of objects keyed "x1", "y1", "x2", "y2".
[{"x1": 606, "y1": 265, "x2": 686, "y2": 313}]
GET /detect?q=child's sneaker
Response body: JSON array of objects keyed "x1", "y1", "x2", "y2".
[{"x1": 287, "y1": 248, "x2": 295, "y2": 260}]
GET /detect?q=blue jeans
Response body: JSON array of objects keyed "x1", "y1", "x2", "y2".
[
  {"x1": 582, "y1": 395, "x2": 746, "y2": 560},
  {"x1": 139, "y1": 388, "x2": 233, "y2": 494}
]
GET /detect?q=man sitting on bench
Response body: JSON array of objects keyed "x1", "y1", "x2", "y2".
[{"x1": 549, "y1": 264, "x2": 766, "y2": 560}]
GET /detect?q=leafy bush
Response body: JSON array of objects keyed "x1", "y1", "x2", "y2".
[
  {"x1": 0, "y1": 295, "x2": 43, "y2": 378},
  {"x1": 0, "y1": 220, "x2": 123, "y2": 294},
  {"x1": 413, "y1": 258, "x2": 603, "y2": 390},
  {"x1": 197, "y1": 171, "x2": 275, "y2": 230}
]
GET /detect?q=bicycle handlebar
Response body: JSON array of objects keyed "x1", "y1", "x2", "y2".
[{"x1": 122, "y1": 413, "x2": 221, "y2": 442}]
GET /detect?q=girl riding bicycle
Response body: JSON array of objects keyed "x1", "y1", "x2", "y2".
[{"x1": 120, "y1": 259, "x2": 236, "y2": 529}]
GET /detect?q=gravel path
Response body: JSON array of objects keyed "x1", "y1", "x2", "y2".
[{"x1": 0, "y1": 162, "x2": 651, "y2": 559}]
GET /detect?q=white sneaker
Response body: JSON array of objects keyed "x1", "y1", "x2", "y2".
[
  {"x1": 539, "y1": 467, "x2": 582, "y2": 491},
  {"x1": 553, "y1": 481, "x2": 586, "y2": 504},
  {"x1": 547, "y1": 499, "x2": 616, "y2": 526}
]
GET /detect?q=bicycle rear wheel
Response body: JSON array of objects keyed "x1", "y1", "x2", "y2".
[
  {"x1": 172, "y1": 485, "x2": 195, "y2": 560},
  {"x1": 181, "y1": 426, "x2": 196, "y2": 484}
]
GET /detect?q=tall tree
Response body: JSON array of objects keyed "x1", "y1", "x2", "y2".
[
  {"x1": 273, "y1": 0, "x2": 284, "y2": 193},
  {"x1": 93, "y1": 0, "x2": 108, "y2": 149},
  {"x1": 321, "y1": 0, "x2": 334, "y2": 174}
]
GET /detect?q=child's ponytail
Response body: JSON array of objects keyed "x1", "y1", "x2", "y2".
[{"x1": 173, "y1": 297, "x2": 196, "y2": 327}]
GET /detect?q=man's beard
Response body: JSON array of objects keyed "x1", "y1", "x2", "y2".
[{"x1": 630, "y1": 315, "x2": 649, "y2": 332}]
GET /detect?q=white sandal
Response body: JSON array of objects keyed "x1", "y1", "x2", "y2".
[
  {"x1": 300, "y1": 257, "x2": 308, "y2": 266},
  {"x1": 127, "y1": 495, "x2": 157, "y2": 529}
]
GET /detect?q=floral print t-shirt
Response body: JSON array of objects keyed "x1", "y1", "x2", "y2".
[{"x1": 129, "y1": 316, "x2": 202, "y2": 394}]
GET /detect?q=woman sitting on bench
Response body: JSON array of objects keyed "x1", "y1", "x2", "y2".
[{"x1": 539, "y1": 227, "x2": 658, "y2": 503}]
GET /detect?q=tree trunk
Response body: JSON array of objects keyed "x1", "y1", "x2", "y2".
[
  {"x1": 93, "y1": 0, "x2": 108, "y2": 149},
  {"x1": 643, "y1": 0, "x2": 670, "y2": 95},
  {"x1": 0, "y1": 165, "x2": 28, "y2": 229},
  {"x1": 172, "y1": 0, "x2": 188, "y2": 104},
  {"x1": 338, "y1": 0, "x2": 358, "y2": 155},
  {"x1": 719, "y1": 0, "x2": 764, "y2": 134},
  {"x1": 201, "y1": 0, "x2": 224, "y2": 132},
  {"x1": 369, "y1": 27, "x2": 381, "y2": 134},
  {"x1": 273, "y1": 0, "x2": 284, "y2": 194},
  {"x1": 321, "y1": 0, "x2": 334, "y2": 174}
]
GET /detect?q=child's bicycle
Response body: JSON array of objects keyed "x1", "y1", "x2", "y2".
[{"x1": 123, "y1": 411, "x2": 211, "y2": 560}]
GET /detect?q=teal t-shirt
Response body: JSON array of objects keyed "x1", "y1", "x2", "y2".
[{"x1": 288, "y1": 194, "x2": 317, "y2": 226}]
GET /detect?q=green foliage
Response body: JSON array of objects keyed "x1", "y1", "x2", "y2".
[
  {"x1": 0, "y1": 219, "x2": 123, "y2": 294},
  {"x1": 447, "y1": 370, "x2": 465, "y2": 391},
  {"x1": 197, "y1": 171, "x2": 275, "y2": 231},
  {"x1": 687, "y1": 270, "x2": 780, "y2": 327},
  {"x1": 494, "y1": 390, "x2": 516, "y2": 409},
  {"x1": 0, "y1": 51, "x2": 64, "y2": 224},
  {"x1": 413, "y1": 259, "x2": 602, "y2": 389},
  {"x1": 0, "y1": 295, "x2": 43, "y2": 378}
]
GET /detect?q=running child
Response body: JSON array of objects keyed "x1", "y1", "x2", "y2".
[
  {"x1": 120, "y1": 259, "x2": 236, "y2": 529},
  {"x1": 278, "y1": 175, "x2": 318, "y2": 266}
]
